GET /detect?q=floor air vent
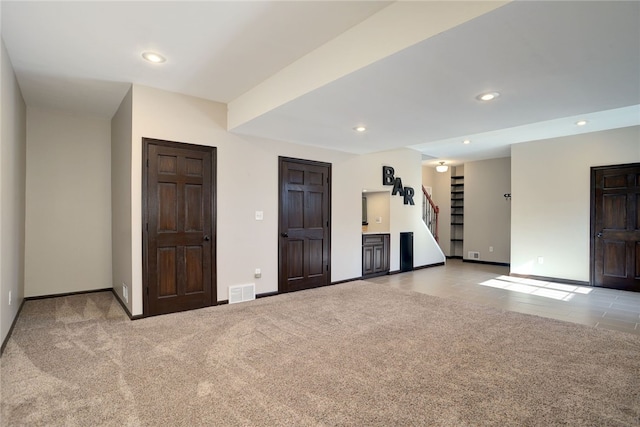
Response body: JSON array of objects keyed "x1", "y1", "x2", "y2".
[
  {"x1": 229, "y1": 284, "x2": 255, "y2": 304},
  {"x1": 468, "y1": 251, "x2": 480, "y2": 260}
]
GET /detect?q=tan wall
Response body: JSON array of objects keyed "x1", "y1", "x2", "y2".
[
  {"x1": 422, "y1": 164, "x2": 451, "y2": 255},
  {"x1": 463, "y1": 157, "x2": 511, "y2": 263},
  {"x1": 511, "y1": 126, "x2": 640, "y2": 281},
  {"x1": 24, "y1": 108, "x2": 112, "y2": 297},
  {"x1": 1, "y1": 38, "x2": 27, "y2": 343},
  {"x1": 363, "y1": 191, "x2": 390, "y2": 233},
  {"x1": 421, "y1": 165, "x2": 434, "y2": 194}
]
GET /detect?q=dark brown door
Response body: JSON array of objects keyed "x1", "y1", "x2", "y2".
[
  {"x1": 143, "y1": 138, "x2": 216, "y2": 315},
  {"x1": 279, "y1": 157, "x2": 331, "y2": 293},
  {"x1": 591, "y1": 163, "x2": 640, "y2": 292}
]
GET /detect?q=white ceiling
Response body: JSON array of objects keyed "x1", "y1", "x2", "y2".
[
  {"x1": 1, "y1": 1, "x2": 390, "y2": 114},
  {"x1": 2, "y1": 1, "x2": 639, "y2": 167}
]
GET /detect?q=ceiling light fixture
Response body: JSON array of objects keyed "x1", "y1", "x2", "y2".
[
  {"x1": 354, "y1": 126, "x2": 367, "y2": 132},
  {"x1": 463, "y1": 139, "x2": 471, "y2": 144},
  {"x1": 436, "y1": 162, "x2": 448, "y2": 173},
  {"x1": 142, "y1": 51, "x2": 166, "y2": 63},
  {"x1": 476, "y1": 92, "x2": 500, "y2": 101},
  {"x1": 575, "y1": 120, "x2": 588, "y2": 126}
]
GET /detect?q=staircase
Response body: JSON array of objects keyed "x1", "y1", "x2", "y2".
[{"x1": 422, "y1": 186, "x2": 439, "y2": 242}]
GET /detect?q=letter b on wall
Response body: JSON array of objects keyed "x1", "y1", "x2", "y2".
[{"x1": 382, "y1": 166, "x2": 395, "y2": 186}]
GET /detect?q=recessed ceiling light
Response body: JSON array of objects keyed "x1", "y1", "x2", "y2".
[
  {"x1": 463, "y1": 139, "x2": 471, "y2": 145},
  {"x1": 575, "y1": 120, "x2": 588, "y2": 126},
  {"x1": 142, "y1": 51, "x2": 166, "y2": 63},
  {"x1": 354, "y1": 126, "x2": 367, "y2": 132},
  {"x1": 476, "y1": 92, "x2": 500, "y2": 101}
]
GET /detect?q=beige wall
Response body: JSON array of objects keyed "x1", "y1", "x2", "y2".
[
  {"x1": 111, "y1": 87, "x2": 133, "y2": 313},
  {"x1": 363, "y1": 191, "x2": 390, "y2": 233},
  {"x1": 120, "y1": 85, "x2": 444, "y2": 315},
  {"x1": 464, "y1": 157, "x2": 511, "y2": 263},
  {"x1": 511, "y1": 126, "x2": 640, "y2": 281},
  {"x1": 1, "y1": 38, "x2": 27, "y2": 344},
  {"x1": 24, "y1": 108, "x2": 112, "y2": 297},
  {"x1": 421, "y1": 165, "x2": 434, "y2": 194},
  {"x1": 422, "y1": 164, "x2": 451, "y2": 255}
]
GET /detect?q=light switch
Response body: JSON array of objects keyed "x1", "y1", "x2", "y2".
[{"x1": 255, "y1": 211, "x2": 264, "y2": 221}]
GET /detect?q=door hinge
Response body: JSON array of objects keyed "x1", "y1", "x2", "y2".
[
  {"x1": 326, "y1": 221, "x2": 329, "y2": 227},
  {"x1": 146, "y1": 287, "x2": 149, "y2": 295},
  {"x1": 146, "y1": 159, "x2": 149, "y2": 167},
  {"x1": 326, "y1": 265, "x2": 329, "y2": 271},
  {"x1": 146, "y1": 222, "x2": 148, "y2": 231}
]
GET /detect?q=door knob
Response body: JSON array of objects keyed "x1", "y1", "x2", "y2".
[
  {"x1": 204, "y1": 235, "x2": 210, "y2": 241},
  {"x1": 281, "y1": 232, "x2": 289, "y2": 238}
]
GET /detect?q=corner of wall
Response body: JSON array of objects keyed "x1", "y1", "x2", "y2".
[
  {"x1": 110, "y1": 86, "x2": 134, "y2": 315},
  {"x1": 1, "y1": 38, "x2": 27, "y2": 345}
]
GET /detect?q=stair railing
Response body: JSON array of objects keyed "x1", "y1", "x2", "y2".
[{"x1": 422, "y1": 185, "x2": 439, "y2": 242}]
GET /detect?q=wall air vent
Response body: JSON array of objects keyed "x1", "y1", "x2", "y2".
[
  {"x1": 229, "y1": 284, "x2": 256, "y2": 304},
  {"x1": 468, "y1": 251, "x2": 480, "y2": 260}
]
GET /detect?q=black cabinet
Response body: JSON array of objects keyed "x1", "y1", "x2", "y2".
[
  {"x1": 362, "y1": 234, "x2": 390, "y2": 277},
  {"x1": 400, "y1": 232, "x2": 413, "y2": 272}
]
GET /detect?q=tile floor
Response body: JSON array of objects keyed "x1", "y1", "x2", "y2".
[{"x1": 367, "y1": 259, "x2": 640, "y2": 336}]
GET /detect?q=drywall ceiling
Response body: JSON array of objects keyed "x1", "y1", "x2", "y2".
[
  {"x1": 1, "y1": 1, "x2": 639, "y2": 166},
  {"x1": 231, "y1": 1, "x2": 640, "y2": 165},
  {"x1": 1, "y1": 1, "x2": 391, "y2": 114}
]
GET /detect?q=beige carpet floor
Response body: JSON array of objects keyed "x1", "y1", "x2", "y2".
[{"x1": 1, "y1": 281, "x2": 639, "y2": 426}]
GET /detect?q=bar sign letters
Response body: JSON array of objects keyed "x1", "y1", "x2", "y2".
[{"x1": 382, "y1": 166, "x2": 414, "y2": 205}]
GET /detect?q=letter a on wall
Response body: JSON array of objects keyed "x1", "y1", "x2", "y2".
[{"x1": 392, "y1": 178, "x2": 404, "y2": 196}]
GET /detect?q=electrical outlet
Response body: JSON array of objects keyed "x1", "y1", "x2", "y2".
[
  {"x1": 489, "y1": 246, "x2": 494, "y2": 253},
  {"x1": 255, "y1": 211, "x2": 264, "y2": 221},
  {"x1": 8, "y1": 291, "x2": 12, "y2": 306},
  {"x1": 254, "y1": 268, "x2": 261, "y2": 278},
  {"x1": 122, "y1": 283, "x2": 129, "y2": 303}
]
